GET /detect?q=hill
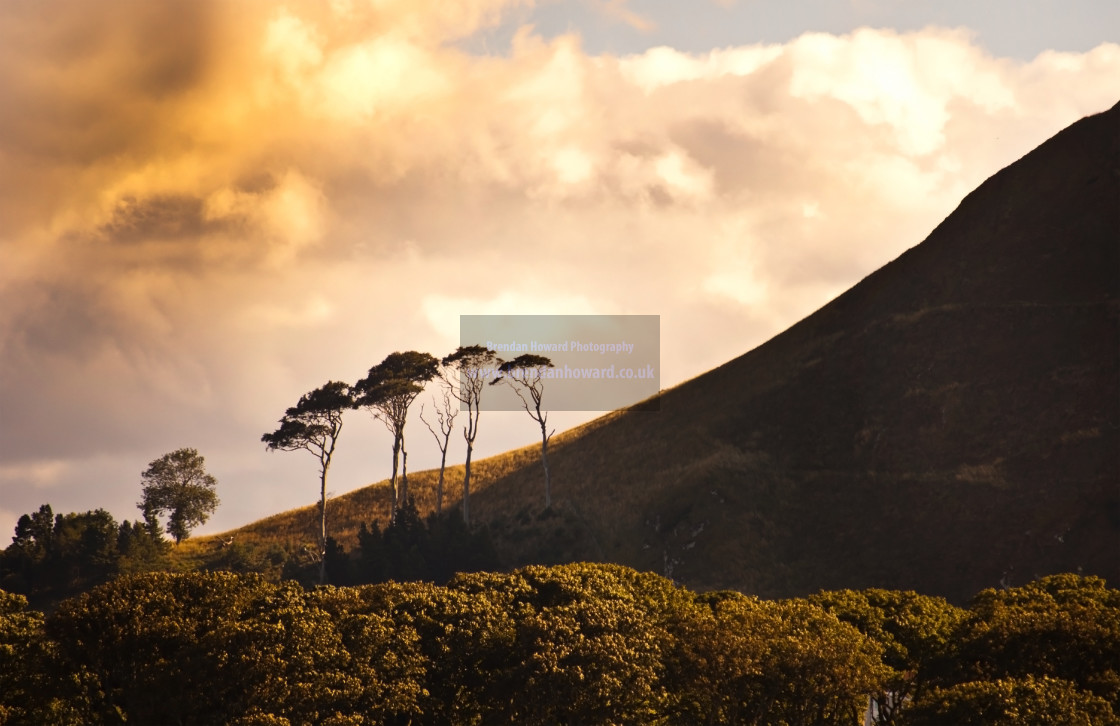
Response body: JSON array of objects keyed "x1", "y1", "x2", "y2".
[{"x1": 195, "y1": 101, "x2": 1120, "y2": 603}]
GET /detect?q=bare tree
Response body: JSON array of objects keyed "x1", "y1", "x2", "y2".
[
  {"x1": 495, "y1": 354, "x2": 556, "y2": 508},
  {"x1": 419, "y1": 376, "x2": 459, "y2": 516},
  {"x1": 354, "y1": 351, "x2": 438, "y2": 520},
  {"x1": 261, "y1": 380, "x2": 353, "y2": 584},
  {"x1": 441, "y1": 345, "x2": 502, "y2": 525}
]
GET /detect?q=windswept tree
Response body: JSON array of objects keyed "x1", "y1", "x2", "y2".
[
  {"x1": 138, "y1": 448, "x2": 220, "y2": 545},
  {"x1": 419, "y1": 377, "x2": 459, "y2": 516},
  {"x1": 494, "y1": 354, "x2": 556, "y2": 508},
  {"x1": 441, "y1": 345, "x2": 502, "y2": 525},
  {"x1": 262, "y1": 380, "x2": 353, "y2": 584},
  {"x1": 354, "y1": 352, "x2": 439, "y2": 520}
]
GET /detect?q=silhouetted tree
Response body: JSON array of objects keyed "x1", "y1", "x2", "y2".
[
  {"x1": 138, "y1": 448, "x2": 220, "y2": 545},
  {"x1": 495, "y1": 353, "x2": 556, "y2": 508},
  {"x1": 262, "y1": 380, "x2": 353, "y2": 584},
  {"x1": 1, "y1": 505, "x2": 54, "y2": 595},
  {"x1": 441, "y1": 345, "x2": 502, "y2": 525},
  {"x1": 382, "y1": 499, "x2": 429, "y2": 580},
  {"x1": 323, "y1": 536, "x2": 354, "y2": 586},
  {"x1": 354, "y1": 352, "x2": 439, "y2": 521},
  {"x1": 356, "y1": 520, "x2": 388, "y2": 584},
  {"x1": 51, "y1": 510, "x2": 119, "y2": 588},
  {"x1": 354, "y1": 506, "x2": 498, "y2": 586},
  {"x1": 426, "y1": 512, "x2": 498, "y2": 583},
  {"x1": 2, "y1": 507, "x2": 125, "y2": 605},
  {"x1": 419, "y1": 377, "x2": 459, "y2": 516},
  {"x1": 116, "y1": 520, "x2": 169, "y2": 574},
  {"x1": 13, "y1": 504, "x2": 54, "y2": 555}
]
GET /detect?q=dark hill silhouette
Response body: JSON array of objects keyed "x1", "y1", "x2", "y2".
[
  {"x1": 464, "y1": 100, "x2": 1119, "y2": 602},
  {"x1": 198, "y1": 102, "x2": 1118, "y2": 603}
]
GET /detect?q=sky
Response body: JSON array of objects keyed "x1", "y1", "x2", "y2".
[{"x1": 1, "y1": 0, "x2": 1117, "y2": 542}]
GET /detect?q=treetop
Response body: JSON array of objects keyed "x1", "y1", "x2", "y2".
[
  {"x1": 287, "y1": 380, "x2": 354, "y2": 416},
  {"x1": 497, "y1": 354, "x2": 554, "y2": 373},
  {"x1": 441, "y1": 345, "x2": 501, "y2": 368},
  {"x1": 354, "y1": 351, "x2": 438, "y2": 407}
]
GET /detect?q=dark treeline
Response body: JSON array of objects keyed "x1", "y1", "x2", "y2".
[
  {"x1": 326, "y1": 499, "x2": 499, "y2": 587},
  {"x1": 0, "y1": 504, "x2": 170, "y2": 608},
  {"x1": 1, "y1": 565, "x2": 1117, "y2": 725},
  {"x1": 0, "y1": 501, "x2": 499, "y2": 612}
]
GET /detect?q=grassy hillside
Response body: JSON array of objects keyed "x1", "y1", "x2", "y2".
[
  {"x1": 189, "y1": 102, "x2": 1120, "y2": 603},
  {"x1": 177, "y1": 441, "x2": 541, "y2": 566}
]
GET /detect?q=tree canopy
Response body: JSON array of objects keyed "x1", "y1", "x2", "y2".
[
  {"x1": 354, "y1": 351, "x2": 439, "y2": 518},
  {"x1": 138, "y1": 448, "x2": 220, "y2": 545},
  {"x1": 262, "y1": 380, "x2": 354, "y2": 584},
  {"x1": 495, "y1": 354, "x2": 556, "y2": 508},
  {"x1": 0, "y1": 564, "x2": 1117, "y2": 725},
  {"x1": 440, "y1": 345, "x2": 503, "y2": 525}
]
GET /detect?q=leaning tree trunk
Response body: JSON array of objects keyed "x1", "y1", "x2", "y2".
[
  {"x1": 398, "y1": 448, "x2": 407, "y2": 504},
  {"x1": 400, "y1": 443, "x2": 409, "y2": 506},
  {"x1": 389, "y1": 437, "x2": 400, "y2": 522},
  {"x1": 318, "y1": 466, "x2": 329, "y2": 585},
  {"x1": 435, "y1": 448, "x2": 447, "y2": 516},
  {"x1": 539, "y1": 419, "x2": 552, "y2": 509},
  {"x1": 462, "y1": 442, "x2": 473, "y2": 526}
]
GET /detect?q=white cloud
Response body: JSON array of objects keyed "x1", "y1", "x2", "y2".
[
  {"x1": 263, "y1": 9, "x2": 324, "y2": 79},
  {"x1": 788, "y1": 28, "x2": 1017, "y2": 155},
  {"x1": 422, "y1": 291, "x2": 601, "y2": 342},
  {"x1": 618, "y1": 44, "x2": 784, "y2": 93}
]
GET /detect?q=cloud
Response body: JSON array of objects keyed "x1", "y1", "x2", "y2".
[
  {"x1": 787, "y1": 27, "x2": 1017, "y2": 155},
  {"x1": 422, "y1": 291, "x2": 601, "y2": 341},
  {"x1": 0, "y1": 460, "x2": 71, "y2": 490},
  {"x1": 0, "y1": 0, "x2": 1116, "y2": 536}
]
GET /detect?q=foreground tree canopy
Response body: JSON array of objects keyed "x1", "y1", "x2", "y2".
[{"x1": 0, "y1": 566, "x2": 1116, "y2": 725}]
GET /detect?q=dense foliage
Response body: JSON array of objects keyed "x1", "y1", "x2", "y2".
[
  {"x1": 337, "y1": 500, "x2": 499, "y2": 585},
  {"x1": 0, "y1": 505, "x2": 168, "y2": 608},
  {"x1": 0, "y1": 565, "x2": 1116, "y2": 725},
  {"x1": 138, "y1": 448, "x2": 220, "y2": 545}
]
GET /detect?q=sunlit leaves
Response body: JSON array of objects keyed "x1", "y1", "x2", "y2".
[
  {"x1": 950, "y1": 574, "x2": 1120, "y2": 711},
  {"x1": 902, "y1": 676, "x2": 1120, "y2": 726},
  {"x1": 0, "y1": 590, "x2": 52, "y2": 724},
  {"x1": 0, "y1": 568, "x2": 1116, "y2": 724},
  {"x1": 809, "y1": 588, "x2": 967, "y2": 723},
  {"x1": 46, "y1": 571, "x2": 276, "y2": 723},
  {"x1": 666, "y1": 592, "x2": 891, "y2": 725}
]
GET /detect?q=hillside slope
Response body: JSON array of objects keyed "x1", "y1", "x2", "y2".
[
  {"x1": 470, "y1": 100, "x2": 1120, "y2": 602},
  {"x1": 206, "y1": 102, "x2": 1119, "y2": 603}
]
